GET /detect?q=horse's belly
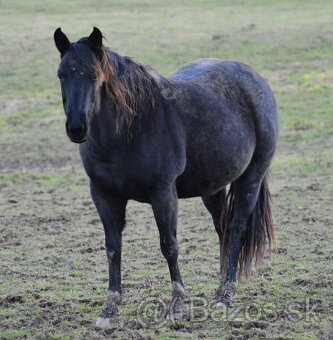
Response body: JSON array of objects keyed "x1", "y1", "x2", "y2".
[
  {"x1": 176, "y1": 141, "x2": 255, "y2": 198},
  {"x1": 176, "y1": 168, "x2": 239, "y2": 198},
  {"x1": 176, "y1": 176, "x2": 229, "y2": 198}
]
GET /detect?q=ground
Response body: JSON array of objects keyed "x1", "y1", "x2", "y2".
[{"x1": 0, "y1": 0, "x2": 332, "y2": 339}]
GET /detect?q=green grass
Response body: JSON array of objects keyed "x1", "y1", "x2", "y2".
[
  {"x1": 0, "y1": 330, "x2": 27, "y2": 339},
  {"x1": 0, "y1": 0, "x2": 332, "y2": 339}
]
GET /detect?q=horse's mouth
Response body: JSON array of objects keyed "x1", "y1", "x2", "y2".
[
  {"x1": 69, "y1": 135, "x2": 87, "y2": 144},
  {"x1": 67, "y1": 130, "x2": 88, "y2": 144}
]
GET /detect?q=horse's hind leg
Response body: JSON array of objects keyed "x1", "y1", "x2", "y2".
[
  {"x1": 202, "y1": 188, "x2": 226, "y2": 276},
  {"x1": 214, "y1": 160, "x2": 274, "y2": 309}
]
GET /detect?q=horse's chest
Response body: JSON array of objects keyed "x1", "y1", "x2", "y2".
[{"x1": 83, "y1": 158, "x2": 151, "y2": 202}]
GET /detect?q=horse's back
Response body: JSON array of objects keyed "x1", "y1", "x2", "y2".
[
  {"x1": 169, "y1": 58, "x2": 275, "y2": 109},
  {"x1": 169, "y1": 58, "x2": 241, "y2": 82}
]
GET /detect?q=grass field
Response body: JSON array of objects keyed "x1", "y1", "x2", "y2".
[{"x1": 0, "y1": 0, "x2": 332, "y2": 339}]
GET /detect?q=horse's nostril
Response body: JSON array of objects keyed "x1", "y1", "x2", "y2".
[{"x1": 66, "y1": 120, "x2": 87, "y2": 135}]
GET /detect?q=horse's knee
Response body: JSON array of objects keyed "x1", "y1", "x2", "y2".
[
  {"x1": 105, "y1": 244, "x2": 121, "y2": 263},
  {"x1": 160, "y1": 240, "x2": 178, "y2": 260}
]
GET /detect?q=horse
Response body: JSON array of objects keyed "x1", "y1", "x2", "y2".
[{"x1": 54, "y1": 27, "x2": 278, "y2": 328}]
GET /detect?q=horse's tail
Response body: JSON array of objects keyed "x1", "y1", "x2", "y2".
[{"x1": 220, "y1": 174, "x2": 275, "y2": 278}]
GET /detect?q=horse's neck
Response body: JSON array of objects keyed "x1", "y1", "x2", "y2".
[
  {"x1": 89, "y1": 81, "x2": 169, "y2": 151},
  {"x1": 88, "y1": 98, "x2": 144, "y2": 150}
]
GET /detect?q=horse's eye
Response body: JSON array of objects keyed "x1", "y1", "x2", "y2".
[{"x1": 70, "y1": 66, "x2": 77, "y2": 72}]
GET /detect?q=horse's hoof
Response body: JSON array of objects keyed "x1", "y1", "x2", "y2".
[
  {"x1": 165, "y1": 296, "x2": 184, "y2": 322},
  {"x1": 95, "y1": 290, "x2": 121, "y2": 328},
  {"x1": 95, "y1": 317, "x2": 111, "y2": 328},
  {"x1": 213, "y1": 281, "x2": 236, "y2": 309},
  {"x1": 166, "y1": 311, "x2": 182, "y2": 321},
  {"x1": 166, "y1": 281, "x2": 185, "y2": 322}
]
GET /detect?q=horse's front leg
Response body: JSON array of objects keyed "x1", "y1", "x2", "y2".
[
  {"x1": 90, "y1": 182, "x2": 127, "y2": 328},
  {"x1": 150, "y1": 183, "x2": 185, "y2": 321}
]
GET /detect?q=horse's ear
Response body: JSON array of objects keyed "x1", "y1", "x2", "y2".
[
  {"x1": 88, "y1": 27, "x2": 103, "y2": 49},
  {"x1": 54, "y1": 28, "x2": 70, "y2": 56}
]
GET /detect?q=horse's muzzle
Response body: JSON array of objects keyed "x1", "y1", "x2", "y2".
[{"x1": 66, "y1": 120, "x2": 88, "y2": 143}]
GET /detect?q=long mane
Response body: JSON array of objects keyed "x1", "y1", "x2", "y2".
[{"x1": 70, "y1": 41, "x2": 159, "y2": 134}]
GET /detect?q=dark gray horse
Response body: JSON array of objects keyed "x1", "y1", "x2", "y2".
[{"x1": 54, "y1": 27, "x2": 278, "y2": 327}]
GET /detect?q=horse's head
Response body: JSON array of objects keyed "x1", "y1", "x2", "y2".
[{"x1": 54, "y1": 27, "x2": 104, "y2": 143}]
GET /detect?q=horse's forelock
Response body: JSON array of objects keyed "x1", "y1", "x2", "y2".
[{"x1": 68, "y1": 42, "x2": 103, "y2": 81}]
